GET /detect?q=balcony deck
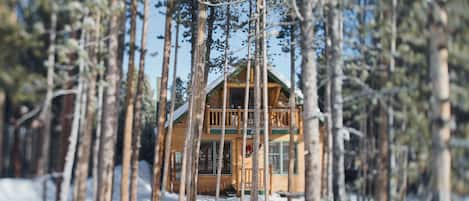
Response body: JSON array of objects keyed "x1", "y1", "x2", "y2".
[{"x1": 205, "y1": 106, "x2": 301, "y2": 135}]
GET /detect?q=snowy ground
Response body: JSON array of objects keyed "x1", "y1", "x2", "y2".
[{"x1": 0, "y1": 161, "x2": 304, "y2": 201}]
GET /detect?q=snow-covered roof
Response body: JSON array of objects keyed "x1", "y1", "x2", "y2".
[{"x1": 165, "y1": 66, "x2": 303, "y2": 127}]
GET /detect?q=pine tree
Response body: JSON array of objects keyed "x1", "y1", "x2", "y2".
[
  {"x1": 98, "y1": 0, "x2": 123, "y2": 199},
  {"x1": 300, "y1": 0, "x2": 322, "y2": 200},
  {"x1": 121, "y1": 0, "x2": 138, "y2": 199},
  {"x1": 151, "y1": 0, "x2": 174, "y2": 200},
  {"x1": 327, "y1": 0, "x2": 346, "y2": 200},
  {"x1": 428, "y1": 1, "x2": 451, "y2": 200},
  {"x1": 129, "y1": 0, "x2": 150, "y2": 200}
]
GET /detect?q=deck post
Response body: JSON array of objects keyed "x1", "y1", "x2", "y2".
[
  {"x1": 237, "y1": 106, "x2": 241, "y2": 134},
  {"x1": 206, "y1": 105, "x2": 210, "y2": 133},
  {"x1": 269, "y1": 164, "x2": 273, "y2": 195}
]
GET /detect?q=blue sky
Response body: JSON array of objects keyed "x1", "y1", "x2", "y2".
[{"x1": 122, "y1": 0, "x2": 298, "y2": 99}]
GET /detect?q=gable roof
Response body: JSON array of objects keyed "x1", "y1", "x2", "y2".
[{"x1": 165, "y1": 66, "x2": 303, "y2": 127}]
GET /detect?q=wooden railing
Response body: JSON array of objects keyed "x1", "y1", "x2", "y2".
[
  {"x1": 236, "y1": 165, "x2": 273, "y2": 194},
  {"x1": 206, "y1": 106, "x2": 301, "y2": 133}
]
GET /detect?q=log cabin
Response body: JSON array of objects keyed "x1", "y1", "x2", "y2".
[{"x1": 164, "y1": 65, "x2": 323, "y2": 196}]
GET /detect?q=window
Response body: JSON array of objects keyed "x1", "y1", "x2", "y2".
[
  {"x1": 198, "y1": 141, "x2": 232, "y2": 174},
  {"x1": 269, "y1": 141, "x2": 298, "y2": 174}
]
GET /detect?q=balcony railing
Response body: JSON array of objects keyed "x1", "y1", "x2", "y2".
[{"x1": 205, "y1": 106, "x2": 301, "y2": 134}]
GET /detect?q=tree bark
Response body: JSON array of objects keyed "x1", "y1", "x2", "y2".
[
  {"x1": 300, "y1": 0, "x2": 322, "y2": 200},
  {"x1": 161, "y1": 8, "x2": 181, "y2": 197},
  {"x1": 327, "y1": 0, "x2": 346, "y2": 200},
  {"x1": 36, "y1": 3, "x2": 57, "y2": 178},
  {"x1": 288, "y1": 17, "x2": 296, "y2": 201},
  {"x1": 215, "y1": 3, "x2": 230, "y2": 200},
  {"x1": 93, "y1": 63, "x2": 104, "y2": 201},
  {"x1": 187, "y1": 3, "x2": 208, "y2": 201},
  {"x1": 129, "y1": 0, "x2": 150, "y2": 201},
  {"x1": 178, "y1": 2, "x2": 207, "y2": 201},
  {"x1": 121, "y1": 0, "x2": 138, "y2": 199},
  {"x1": 151, "y1": 1, "x2": 174, "y2": 201},
  {"x1": 429, "y1": 1, "x2": 451, "y2": 200},
  {"x1": 73, "y1": 11, "x2": 100, "y2": 201},
  {"x1": 59, "y1": 32, "x2": 87, "y2": 201},
  {"x1": 250, "y1": 2, "x2": 261, "y2": 200},
  {"x1": 260, "y1": 0, "x2": 270, "y2": 198},
  {"x1": 387, "y1": 0, "x2": 397, "y2": 200},
  {"x1": 241, "y1": 1, "x2": 253, "y2": 200},
  {"x1": 98, "y1": 0, "x2": 122, "y2": 199}
]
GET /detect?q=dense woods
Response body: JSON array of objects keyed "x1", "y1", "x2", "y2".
[{"x1": 1, "y1": 0, "x2": 469, "y2": 201}]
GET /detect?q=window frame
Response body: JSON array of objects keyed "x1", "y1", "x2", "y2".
[
  {"x1": 269, "y1": 141, "x2": 298, "y2": 175},
  {"x1": 198, "y1": 140, "x2": 232, "y2": 176}
]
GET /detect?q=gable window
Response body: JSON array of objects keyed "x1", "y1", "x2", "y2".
[
  {"x1": 198, "y1": 141, "x2": 232, "y2": 174},
  {"x1": 269, "y1": 141, "x2": 298, "y2": 174}
]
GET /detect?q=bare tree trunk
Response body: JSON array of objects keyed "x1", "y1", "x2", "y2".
[
  {"x1": 250, "y1": 3, "x2": 261, "y2": 200},
  {"x1": 288, "y1": 17, "x2": 296, "y2": 201},
  {"x1": 429, "y1": 1, "x2": 450, "y2": 200},
  {"x1": 188, "y1": 3, "x2": 208, "y2": 201},
  {"x1": 121, "y1": 0, "x2": 138, "y2": 200},
  {"x1": 387, "y1": 0, "x2": 397, "y2": 200},
  {"x1": 324, "y1": 16, "x2": 333, "y2": 200},
  {"x1": 178, "y1": 2, "x2": 207, "y2": 201},
  {"x1": 215, "y1": 3, "x2": 230, "y2": 201},
  {"x1": 73, "y1": 11, "x2": 101, "y2": 201},
  {"x1": 259, "y1": 0, "x2": 269, "y2": 198},
  {"x1": 151, "y1": 1, "x2": 174, "y2": 201},
  {"x1": 129, "y1": 0, "x2": 150, "y2": 200},
  {"x1": 36, "y1": 4, "x2": 57, "y2": 178},
  {"x1": 161, "y1": 8, "x2": 181, "y2": 197},
  {"x1": 300, "y1": 0, "x2": 322, "y2": 200},
  {"x1": 59, "y1": 32, "x2": 87, "y2": 201},
  {"x1": 93, "y1": 62, "x2": 104, "y2": 201},
  {"x1": 98, "y1": 0, "x2": 122, "y2": 199},
  {"x1": 327, "y1": 0, "x2": 346, "y2": 200},
  {"x1": 241, "y1": 1, "x2": 253, "y2": 200}
]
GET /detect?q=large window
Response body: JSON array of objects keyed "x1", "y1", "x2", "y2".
[
  {"x1": 199, "y1": 141, "x2": 232, "y2": 174},
  {"x1": 269, "y1": 141, "x2": 298, "y2": 174}
]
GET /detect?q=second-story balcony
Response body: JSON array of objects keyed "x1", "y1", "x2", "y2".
[{"x1": 205, "y1": 105, "x2": 302, "y2": 135}]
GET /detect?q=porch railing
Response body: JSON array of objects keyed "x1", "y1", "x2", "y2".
[{"x1": 205, "y1": 106, "x2": 301, "y2": 133}]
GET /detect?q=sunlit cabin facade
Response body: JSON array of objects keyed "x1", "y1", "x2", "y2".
[{"x1": 164, "y1": 66, "x2": 323, "y2": 195}]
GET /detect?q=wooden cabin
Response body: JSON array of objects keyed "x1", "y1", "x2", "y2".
[{"x1": 164, "y1": 66, "x2": 321, "y2": 195}]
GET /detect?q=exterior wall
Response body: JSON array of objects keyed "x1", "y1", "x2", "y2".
[{"x1": 167, "y1": 116, "x2": 318, "y2": 194}]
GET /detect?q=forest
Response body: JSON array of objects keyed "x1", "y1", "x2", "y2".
[{"x1": 0, "y1": 0, "x2": 468, "y2": 201}]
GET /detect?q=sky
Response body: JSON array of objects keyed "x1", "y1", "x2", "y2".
[{"x1": 122, "y1": 0, "x2": 299, "y2": 100}]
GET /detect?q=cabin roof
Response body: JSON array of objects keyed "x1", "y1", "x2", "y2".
[{"x1": 165, "y1": 66, "x2": 304, "y2": 127}]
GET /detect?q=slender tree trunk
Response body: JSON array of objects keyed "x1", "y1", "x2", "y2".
[
  {"x1": 387, "y1": 0, "x2": 397, "y2": 200},
  {"x1": 93, "y1": 62, "x2": 104, "y2": 201},
  {"x1": 188, "y1": 3, "x2": 208, "y2": 201},
  {"x1": 300, "y1": 0, "x2": 322, "y2": 200},
  {"x1": 327, "y1": 0, "x2": 346, "y2": 200},
  {"x1": 161, "y1": 8, "x2": 181, "y2": 197},
  {"x1": 59, "y1": 32, "x2": 87, "y2": 201},
  {"x1": 241, "y1": 1, "x2": 253, "y2": 200},
  {"x1": 73, "y1": 11, "x2": 101, "y2": 201},
  {"x1": 215, "y1": 4, "x2": 230, "y2": 200},
  {"x1": 429, "y1": 1, "x2": 450, "y2": 200},
  {"x1": 259, "y1": 0, "x2": 270, "y2": 198},
  {"x1": 36, "y1": 4, "x2": 57, "y2": 178},
  {"x1": 178, "y1": 2, "x2": 207, "y2": 201},
  {"x1": 129, "y1": 0, "x2": 150, "y2": 200},
  {"x1": 98, "y1": 0, "x2": 122, "y2": 199},
  {"x1": 251, "y1": 4, "x2": 261, "y2": 200},
  {"x1": 288, "y1": 18, "x2": 296, "y2": 201},
  {"x1": 324, "y1": 13, "x2": 333, "y2": 200},
  {"x1": 151, "y1": 1, "x2": 174, "y2": 201},
  {"x1": 121, "y1": 0, "x2": 138, "y2": 200}
]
